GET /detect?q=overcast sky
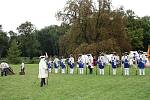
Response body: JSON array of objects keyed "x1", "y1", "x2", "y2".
[{"x1": 0, "y1": 0, "x2": 150, "y2": 32}]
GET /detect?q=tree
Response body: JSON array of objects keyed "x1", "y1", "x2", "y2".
[
  {"x1": 7, "y1": 39, "x2": 21, "y2": 64},
  {"x1": 17, "y1": 21, "x2": 35, "y2": 35},
  {"x1": 36, "y1": 25, "x2": 68, "y2": 56},
  {"x1": 0, "y1": 25, "x2": 9, "y2": 58},
  {"x1": 16, "y1": 21, "x2": 40, "y2": 58},
  {"x1": 141, "y1": 16, "x2": 150, "y2": 51},
  {"x1": 56, "y1": 0, "x2": 131, "y2": 56}
]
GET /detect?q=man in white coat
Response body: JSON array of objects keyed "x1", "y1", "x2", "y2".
[{"x1": 38, "y1": 55, "x2": 48, "y2": 87}]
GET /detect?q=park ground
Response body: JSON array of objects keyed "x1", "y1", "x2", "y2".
[{"x1": 0, "y1": 64, "x2": 150, "y2": 100}]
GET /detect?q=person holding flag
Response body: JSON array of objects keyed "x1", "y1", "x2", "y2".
[{"x1": 38, "y1": 54, "x2": 48, "y2": 87}]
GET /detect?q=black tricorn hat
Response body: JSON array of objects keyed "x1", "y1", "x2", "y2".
[
  {"x1": 138, "y1": 50, "x2": 143, "y2": 54},
  {"x1": 78, "y1": 54, "x2": 82, "y2": 56}
]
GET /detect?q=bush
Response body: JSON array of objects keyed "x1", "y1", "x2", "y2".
[{"x1": 20, "y1": 57, "x2": 40, "y2": 64}]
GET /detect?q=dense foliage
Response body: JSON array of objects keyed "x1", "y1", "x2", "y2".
[{"x1": 0, "y1": 0, "x2": 150, "y2": 62}]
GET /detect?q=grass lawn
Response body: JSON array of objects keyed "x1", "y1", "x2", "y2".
[{"x1": 0, "y1": 64, "x2": 150, "y2": 100}]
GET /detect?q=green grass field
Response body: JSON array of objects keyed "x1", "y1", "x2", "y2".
[{"x1": 0, "y1": 64, "x2": 150, "y2": 100}]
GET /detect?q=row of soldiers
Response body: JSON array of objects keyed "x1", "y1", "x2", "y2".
[
  {"x1": 46, "y1": 51, "x2": 149, "y2": 76},
  {"x1": 38, "y1": 51, "x2": 148, "y2": 87}
]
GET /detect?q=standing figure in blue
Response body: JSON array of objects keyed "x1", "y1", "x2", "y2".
[
  {"x1": 60, "y1": 56, "x2": 66, "y2": 74},
  {"x1": 122, "y1": 52, "x2": 130, "y2": 76},
  {"x1": 53, "y1": 56, "x2": 60, "y2": 74},
  {"x1": 111, "y1": 52, "x2": 117, "y2": 75},
  {"x1": 138, "y1": 51, "x2": 146, "y2": 75},
  {"x1": 97, "y1": 53, "x2": 105, "y2": 75},
  {"x1": 68, "y1": 54, "x2": 75, "y2": 74},
  {"x1": 77, "y1": 54, "x2": 84, "y2": 74},
  {"x1": 47, "y1": 57, "x2": 53, "y2": 73}
]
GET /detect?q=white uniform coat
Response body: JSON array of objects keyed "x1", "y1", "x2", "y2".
[
  {"x1": 88, "y1": 55, "x2": 94, "y2": 68},
  {"x1": 38, "y1": 58, "x2": 48, "y2": 78}
]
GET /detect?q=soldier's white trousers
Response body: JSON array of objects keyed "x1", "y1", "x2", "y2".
[
  {"x1": 62, "y1": 68, "x2": 65, "y2": 74},
  {"x1": 48, "y1": 68, "x2": 51, "y2": 73},
  {"x1": 79, "y1": 68, "x2": 84, "y2": 74},
  {"x1": 124, "y1": 68, "x2": 129, "y2": 76},
  {"x1": 112, "y1": 68, "x2": 116, "y2": 75},
  {"x1": 55, "y1": 68, "x2": 58, "y2": 73},
  {"x1": 139, "y1": 69, "x2": 145, "y2": 75},
  {"x1": 70, "y1": 68, "x2": 74, "y2": 74},
  {"x1": 99, "y1": 69, "x2": 104, "y2": 75}
]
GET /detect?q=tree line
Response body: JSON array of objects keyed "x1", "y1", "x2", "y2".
[{"x1": 0, "y1": 0, "x2": 150, "y2": 63}]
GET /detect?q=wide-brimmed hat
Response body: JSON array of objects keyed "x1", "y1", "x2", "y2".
[{"x1": 138, "y1": 50, "x2": 143, "y2": 54}]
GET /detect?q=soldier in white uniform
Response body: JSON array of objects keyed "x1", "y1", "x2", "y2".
[
  {"x1": 111, "y1": 52, "x2": 117, "y2": 75},
  {"x1": 68, "y1": 54, "x2": 75, "y2": 74},
  {"x1": 87, "y1": 54, "x2": 93, "y2": 74},
  {"x1": 47, "y1": 57, "x2": 53, "y2": 73},
  {"x1": 138, "y1": 51, "x2": 146, "y2": 75},
  {"x1": 38, "y1": 55, "x2": 48, "y2": 87},
  {"x1": 97, "y1": 53, "x2": 105, "y2": 75},
  {"x1": 122, "y1": 52, "x2": 130, "y2": 76},
  {"x1": 60, "y1": 56, "x2": 66, "y2": 74},
  {"x1": 53, "y1": 56, "x2": 60, "y2": 74},
  {"x1": 129, "y1": 52, "x2": 138, "y2": 68},
  {"x1": 77, "y1": 54, "x2": 84, "y2": 74}
]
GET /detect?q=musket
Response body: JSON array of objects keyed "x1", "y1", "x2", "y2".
[
  {"x1": 121, "y1": 61, "x2": 123, "y2": 76},
  {"x1": 86, "y1": 64, "x2": 87, "y2": 75},
  {"x1": 67, "y1": 64, "x2": 68, "y2": 74},
  {"x1": 47, "y1": 69, "x2": 49, "y2": 85},
  {"x1": 136, "y1": 65, "x2": 138, "y2": 75},
  {"x1": 96, "y1": 65, "x2": 97, "y2": 75},
  {"x1": 109, "y1": 63, "x2": 110, "y2": 75},
  {"x1": 77, "y1": 63, "x2": 78, "y2": 74}
]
